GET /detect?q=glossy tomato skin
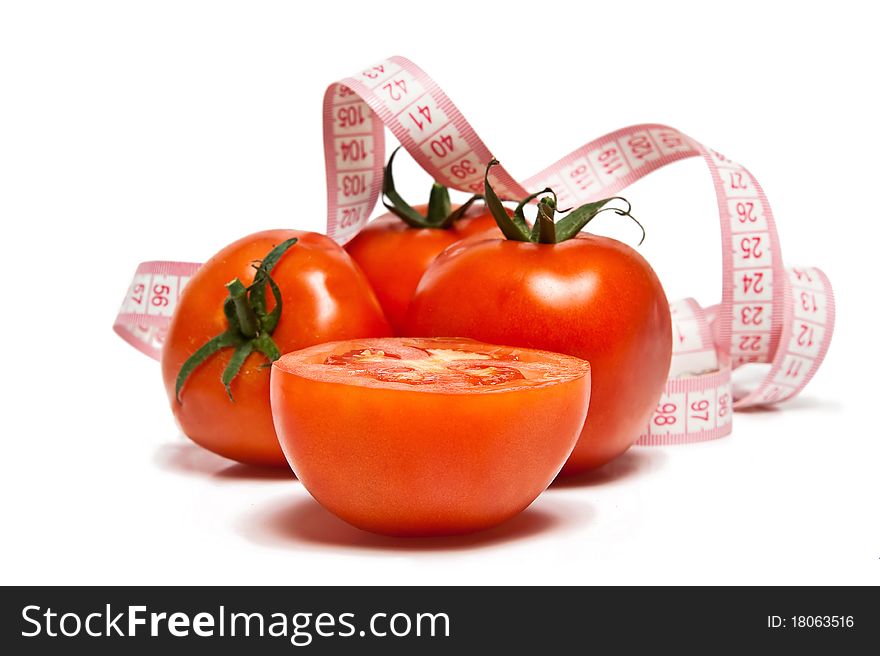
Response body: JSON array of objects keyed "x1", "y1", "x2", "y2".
[
  {"x1": 344, "y1": 204, "x2": 499, "y2": 333},
  {"x1": 161, "y1": 230, "x2": 391, "y2": 467},
  {"x1": 405, "y1": 235, "x2": 672, "y2": 476},
  {"x1": 270, "y1": 338, "x2": 591, "y2": 536}
]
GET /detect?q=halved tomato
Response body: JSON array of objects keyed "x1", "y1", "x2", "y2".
[{"x1": 270, "y1": 337, "x2": 591, "y2": 536}]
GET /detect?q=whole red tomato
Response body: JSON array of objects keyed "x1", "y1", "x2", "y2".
[
  {"x1": 271, "y1": 337, "x2": 591, "y2": 535},
  {"x1": 345, "y1": 148, "x2": 499, "y2": 333},
  {"x1": 161, "y1": 229, "x2": 390, "y2": 466},
  {"x1": 405, "y1": 162, "x2": 672, "y2": 475}
]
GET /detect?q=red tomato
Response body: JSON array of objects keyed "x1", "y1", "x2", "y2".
[
  {"x1": 406, "y1": 237, "x2": 671, "y2": 475},
  {"x1": 405, "y1": 164, "x2": 672, "y2": 475},
  {"x1": 345, "y1": 204, "x2": 499, "y2": 332},
  {"x1": 270, "y1": 337, "x2": 591, "y2": 536},
  {"x1": 343, "y1": 147, "x2": 501, "y2": 333},
  {"x1": 161, "y1": 230, "x2": 391, "y2": 467}
]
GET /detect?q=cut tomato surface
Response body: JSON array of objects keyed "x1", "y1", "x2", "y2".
[
  {"x1": 281, "y1": 338, "x2": 585, "y2": 392},
  {"x1": 270, "y1": 337, "x2": 591, "y2": 536}
]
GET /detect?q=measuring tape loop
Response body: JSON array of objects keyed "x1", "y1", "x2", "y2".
[{"x1": 114, "y1": 55, "x2": 835, "y2": 446}]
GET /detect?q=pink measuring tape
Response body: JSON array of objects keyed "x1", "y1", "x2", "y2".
[{"x1": 114, "y1": 55, "x2": 835, "y2": 446}]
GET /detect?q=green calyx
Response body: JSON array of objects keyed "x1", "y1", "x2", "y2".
[
  {"x1": 483, "y1": 159, "x2": 645, "y2": 245},
  {"x1": 175, "y1": 237, "x2": 298, "y2": 403},
  {"x1": 383, "y1": 147, "x2": 483, "y2": 229}
]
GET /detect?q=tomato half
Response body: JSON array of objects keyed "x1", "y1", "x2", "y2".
[
  {"x1": 161, "y1": 230, "x2": 391, "y2": 467},
  {"x1": 345, "y1": 204, "x2": 499, "y2": 333},
  {"x1": 270, "y1": 337, "x2": 591, "y2": 536},
  {"x1": 405, "y1": 235, "x2": 672, "y2": 476}
]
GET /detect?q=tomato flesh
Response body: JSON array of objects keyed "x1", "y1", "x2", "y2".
[
  {"x1": 320, "y1": 345, "x2": 529, "y2": 387},
  {"x1": 270, "y1": 338, "x2": 591, "y2": 536}
]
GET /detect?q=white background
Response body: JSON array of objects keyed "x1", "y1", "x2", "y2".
[{"x1": 1, "y1": 0, "x2": 877, "y2": 585}]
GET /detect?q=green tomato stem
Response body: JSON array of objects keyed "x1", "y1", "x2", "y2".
[
  {"x1": 226, "y1": 278, "x2": 259, "y2": 338},
  {"x1": 175, "y1": 238, "x2": 297, "y2": 403},
  {"x1": 383, "y1": 146, "x2": 482, "y2": 229},
  {"x1": 483, "y1": 160, "x2": 642, "y2": 245}
]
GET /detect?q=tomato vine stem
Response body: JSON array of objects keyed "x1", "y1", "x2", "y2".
[
  {"x1": 383, "y1": 146, "x2": 483, "y2": 229},
  {"x1": 226, "y1": 278, "x2": 259, "y2": 338},
  {"x1": 175, "y1": 237, "x2": 298, "y2": 403},
  {"x1": 483, "y1": 160, "x2": 644, "y2": 244}
]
